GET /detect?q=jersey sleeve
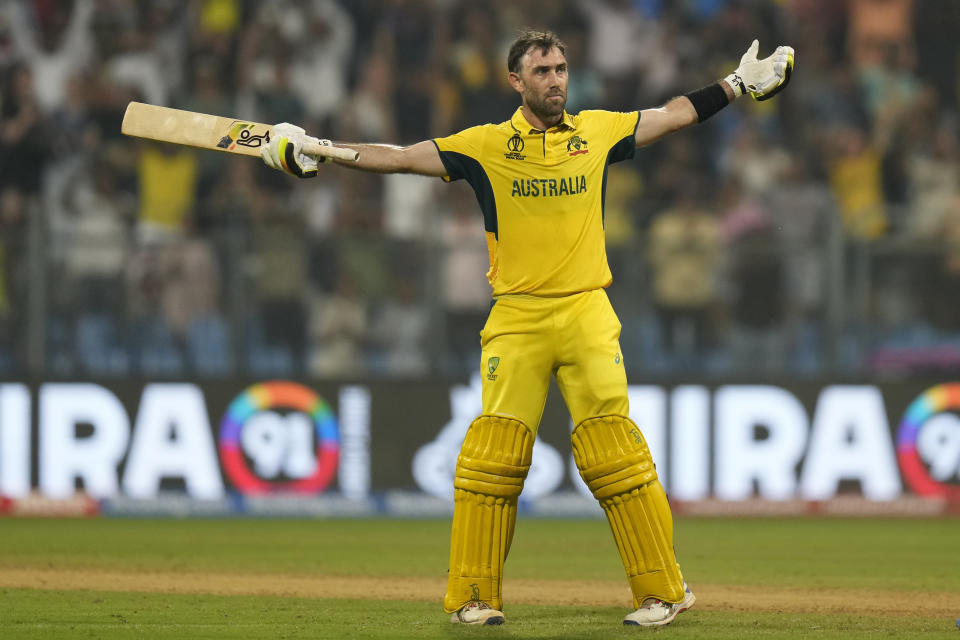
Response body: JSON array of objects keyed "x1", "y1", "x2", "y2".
[
  {"x1": 432, "y1": 125, "x2": 488, "y2": 183},
  {"x1": 582, "y1": 110, "x2": 640, "y2": 165}
]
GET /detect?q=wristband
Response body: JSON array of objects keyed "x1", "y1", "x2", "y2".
[{"x1": 683, "y1": 83, "x2": 730, "y2": 122}]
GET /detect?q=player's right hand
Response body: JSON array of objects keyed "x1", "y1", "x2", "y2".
[
  {"x1": 262, "y1": 122, "x2": 328, "y2": 178},
  {"x1": 724, "y1": 40, "x2": 794, "y2": 102}
]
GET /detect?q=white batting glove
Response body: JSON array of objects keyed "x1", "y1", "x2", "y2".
[
  {"x1": 724, "y1": 40, "x2": 794, "y2": 101},
  {"x1": 261, "y1": 122, "x2": 330, "y2": 178}
]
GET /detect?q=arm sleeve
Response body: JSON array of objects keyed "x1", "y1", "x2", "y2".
[
  {"x1": 432, "y1": 125, "x2": 487, "y2": 182},
  {"x1": 582, "y1": 110, "x2": 641, "y2": 165}
]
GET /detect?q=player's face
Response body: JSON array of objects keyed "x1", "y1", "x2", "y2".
[{"x1": 515, "y1": 46, "x2": 568, "y2": 123}]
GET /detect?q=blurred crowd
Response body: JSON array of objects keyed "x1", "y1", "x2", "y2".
[{"x1": 1, "y1": 0, "x2": 959, "y2": 379}]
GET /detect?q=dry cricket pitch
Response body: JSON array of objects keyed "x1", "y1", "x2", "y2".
[{"x1": 1, "y1": 566, "x2": 953, "y2": 619}]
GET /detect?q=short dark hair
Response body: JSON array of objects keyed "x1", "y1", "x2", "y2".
[{"x1": 507, "y1": 29, "x2": 566, "y2": 74}]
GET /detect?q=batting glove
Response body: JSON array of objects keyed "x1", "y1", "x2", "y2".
[
  {"x1": 261, "y1": 122, "x2": 330, "y2": 178},
  {"x1": 724, "y1": 40, "x2": 794, "y2": 101}
]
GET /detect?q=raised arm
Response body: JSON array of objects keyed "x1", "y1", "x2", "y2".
[
  {"x1": 261, "y1": 125, "x2": 447, "y2": 178},
  {"x1": 636, "y1": 40, "x2": 794, "y2": 148},
  {"x1": 634, "y1": 89, "x2": 723, "y2": 147}
]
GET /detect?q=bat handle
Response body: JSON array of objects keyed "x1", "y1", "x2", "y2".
[{"x1": 302, "y1": 141, "x2": 359, "y2": 162}]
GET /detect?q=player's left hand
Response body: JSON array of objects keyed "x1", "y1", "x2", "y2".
[
  {"x1": 724, "y1": 40, "x2": 794, "y2": 101},
  {"x1": 262, "y1": 122, "x2": 329, "y2": 178}
]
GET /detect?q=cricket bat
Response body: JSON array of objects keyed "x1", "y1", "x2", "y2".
[{"x1": 120, "y1": 101, "x2": 359, "y2": 162}]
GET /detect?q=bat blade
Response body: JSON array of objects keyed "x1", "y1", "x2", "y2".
[
  {"x1": 121, "y1": 102, "x2": 358, "y2": 162},
  {"x1": 121, "y1": 102, "x2": 270, "y2": 157}
]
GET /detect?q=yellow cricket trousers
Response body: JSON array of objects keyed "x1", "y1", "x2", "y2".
[{"x1": 479, "y1": 288, "x2": 629, "y2": 432}]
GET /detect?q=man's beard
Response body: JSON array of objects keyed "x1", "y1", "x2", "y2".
[{"x1": 526, "y1": 89, "x2": 566, "y2": 124}]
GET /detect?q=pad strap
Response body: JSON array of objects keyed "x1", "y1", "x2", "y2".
[
  {"x1": 571, "y1": 415, "x2": 685, "y2": 607},
  {"x1": 444, "y1": 415, "x2": 533, "y2": 613}
]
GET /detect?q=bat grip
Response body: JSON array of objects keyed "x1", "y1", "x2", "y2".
[{"x1": 302, "y1": 141, "x2": 359, "y2": 162}]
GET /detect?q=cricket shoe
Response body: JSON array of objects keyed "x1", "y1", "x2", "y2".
[
  {"x1": 623, "y1": 583, "x2": 696, "y2": 627},
  {"x1": 450, "y1": 601, "x2": 505, "y2": 625}
]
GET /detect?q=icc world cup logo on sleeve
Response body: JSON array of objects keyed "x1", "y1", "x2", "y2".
[
  {"x1": 896, "y1": 383, "x2": 960, "y2": 499},
  {"x1": 219, "y1": 381, "x2": 339, "y2": 494}
]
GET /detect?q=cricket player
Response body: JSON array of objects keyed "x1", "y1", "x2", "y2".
[{"x1": 262, "y1": 29, "x2": 793, "y2": 628}]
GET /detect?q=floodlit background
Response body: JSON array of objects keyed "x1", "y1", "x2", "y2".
[
  {"x1": 1, "y1": 0, "x2": 957, "y2": 379},
  {"x1": 0, "y1": 0, "x2": 958, "y2": 511},
  {"x1": 1, "y1": 5, "x2": 958, "y2": 638}
]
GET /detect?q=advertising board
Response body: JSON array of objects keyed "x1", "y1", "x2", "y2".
[{"x1": 1, "y1": 376, "x2": 958, "y2": 513}]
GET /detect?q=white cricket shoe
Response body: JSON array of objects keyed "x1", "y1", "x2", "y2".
[
  {"x1": 450, "y1": 601, "x2": 505, "y2": 625},
  {"x1": 623, "y1": 583, "x2": 696, "y2": 627}
]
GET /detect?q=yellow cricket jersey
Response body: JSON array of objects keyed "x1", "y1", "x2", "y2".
[{"x1": 433, "y1": 107, "x2": 639, "y2": 297}]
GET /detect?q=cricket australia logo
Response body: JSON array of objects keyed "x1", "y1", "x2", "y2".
[
  {"x1": 487, "y1": 357, "x2": 500, "y2": 381},
  {"x1": 567, "y1": 135, "x2": 589, "y2": 156},
  {"x1": 217, "y1": 121, "x2": 270, "y2": 151},
  {"x1": 504, "y1": 133, "x2": 526, "y2": 160}
]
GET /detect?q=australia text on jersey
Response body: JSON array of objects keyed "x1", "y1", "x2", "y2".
[{"x1": 511, "y1": 175, "x2": 587, "y2": 197}]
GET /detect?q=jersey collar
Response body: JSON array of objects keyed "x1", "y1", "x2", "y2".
[{"x1": 511, "y1": 107, "x2": 577, "y2": 134}]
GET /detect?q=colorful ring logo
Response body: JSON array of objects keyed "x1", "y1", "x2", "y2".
[
  {"x1": 896, "y1": 383, "x2": 960, "y2": 499},
  {"x1": 219, "y1": 381, "x2": 339, "y2": 494}
]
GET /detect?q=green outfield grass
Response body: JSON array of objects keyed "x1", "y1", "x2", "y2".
[{"x1": 2, "y1": 517, "x2": 958, "y2": 639}]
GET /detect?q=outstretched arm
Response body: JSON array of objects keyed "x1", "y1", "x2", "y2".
[
  {"x1": 332, "y1": 140, "x2": 447, "y2": 176},
  {"x1": 635, "y1": 40, "x2": 793, "y2": 148},
  {"x1": 262, "y1": 125, "x2": 447, "y2": 178}
]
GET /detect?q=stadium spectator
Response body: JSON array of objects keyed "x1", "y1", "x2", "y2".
[
  {"x1": 769, "y1": 158, "x2": 835, "y2": 372},
  {"x1": 339, "y1": 51, "x2": 397, "y2": 142},
  {"x1": 162, "y1": 237, "x2": 223, "y2": 345},
  {"x1": 57, "y1": 156, "x2": 133, "y2": 315},
  {"x1": 577, "y1": 0, "x2": 646, "y2": 109},
  {"x1": 825, "y1": 124, "x2": 887, "y2": 240},
  {"x1": 308, "y1": 273, "x2": 367, "y2": 377},
  {"x1": 647, "y1": 192, "x2": 724, "y2": 367},
  {"x1": 367, "y1": 274, "x2": 430, "y2": 375},
  {"x1": 247, "y1": 202, "x2": 309, "y2": 375},
  {"x1": 720, "y1": 179, "x2": 786, "y2": 373},
  {"x1": 0, "y1": 63, "x2": 49, "y2": 196},
  {"x1": 447, "y1": 5, "x2": 517, "y2": 130},
  {"x1": 904, "y1": 119, "x2": 959, "y2": 240},
  {"x1": 134, "y1": 144, "x2": 199, "y2": 242},
  {"x1": 719, "y1": 127, "x2": 791, "y2": 201},
  {"x1": 2, "y1": 0, "x2": 94, "y2": 114},
  {"x1": 0, "y1": 0, "x2": 958, "y2": 379},
  {"x1": 847, "y1": 0, "x2": 915, "y2": 72},
  {"x1": 440, "y1": 190, "x2": 491, "y2": 372},
  {"x1": 271, "y1": 0, "x2": 353, "y2": 129}
]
